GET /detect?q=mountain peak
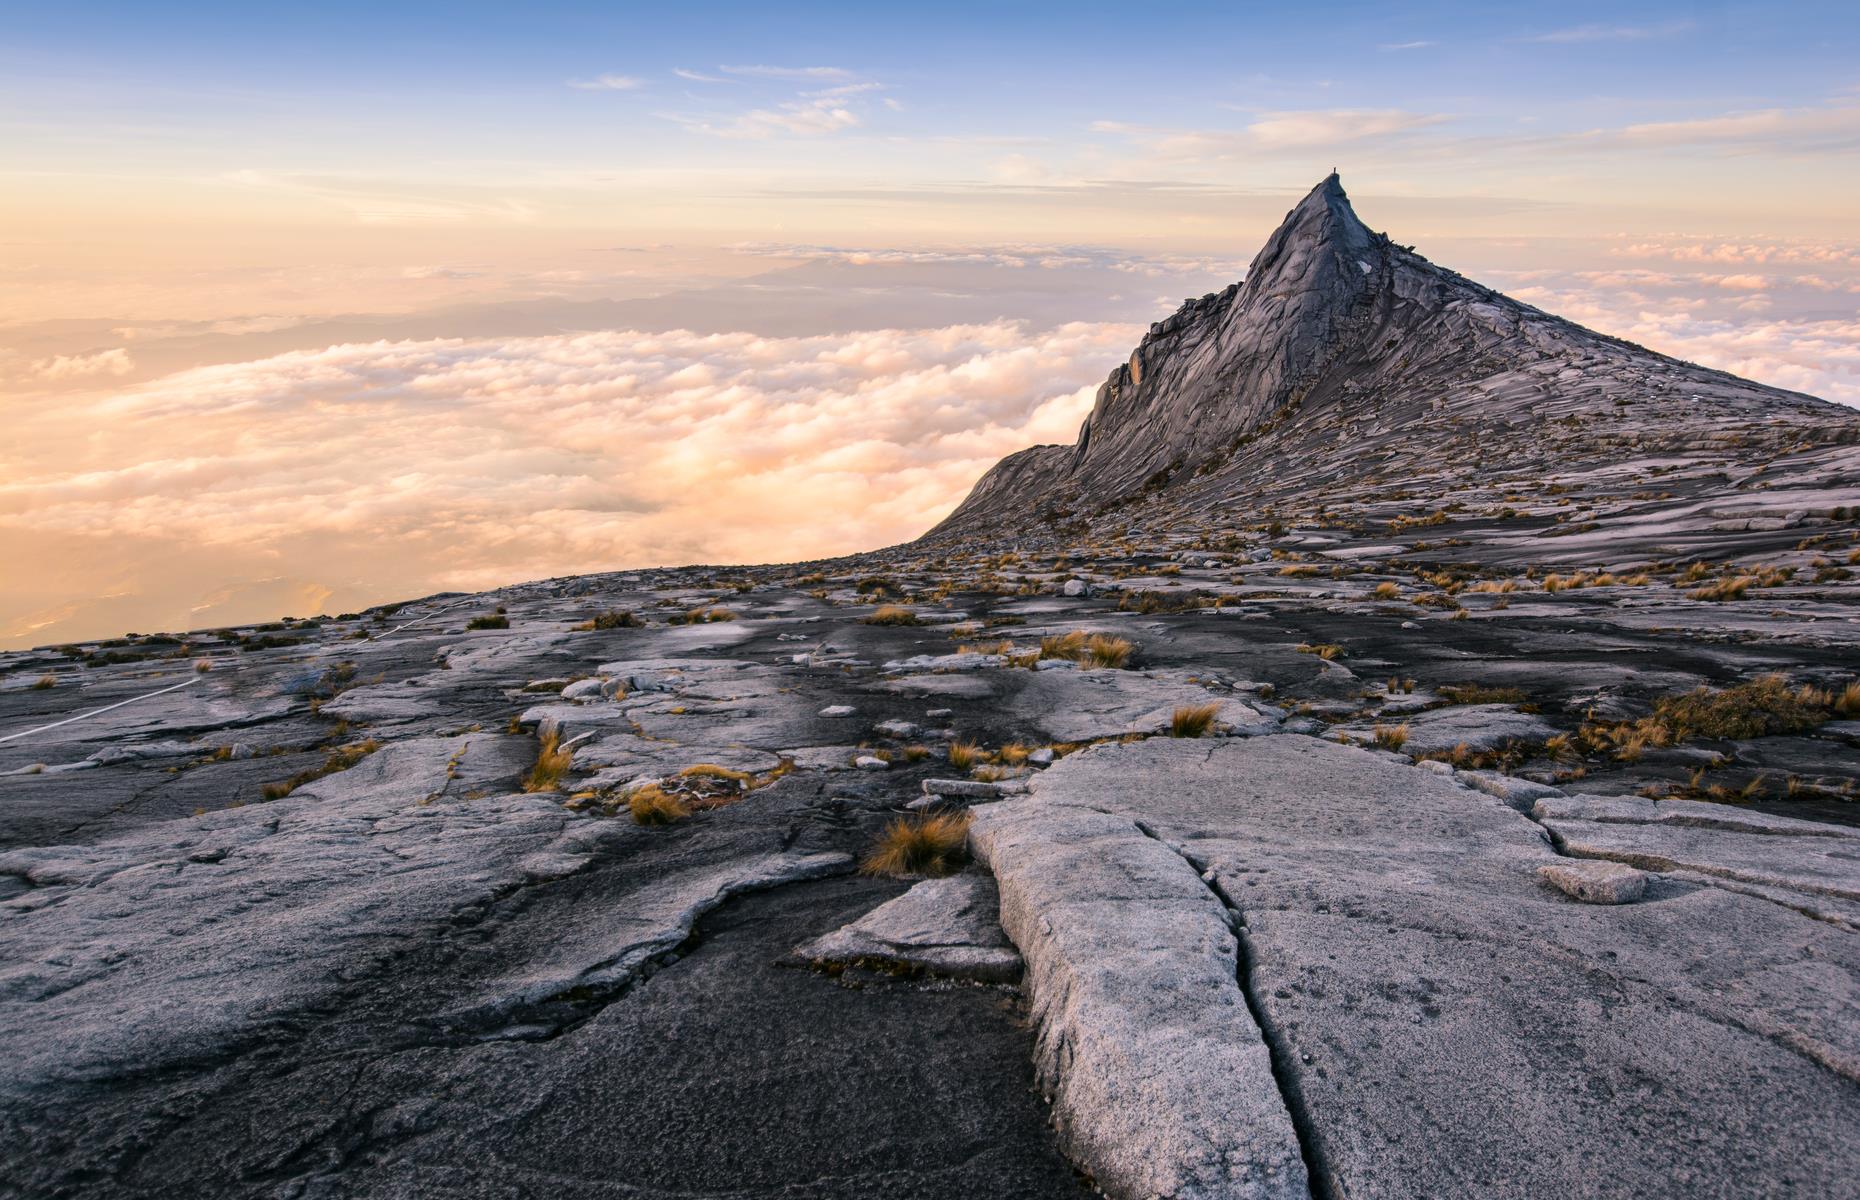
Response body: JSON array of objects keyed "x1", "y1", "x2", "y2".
[
  {"x1": 1247, "y1": 172, "x2": 1376, "y2": 288},
  {"x1": 927, "y1": 176, "x2": 1854, "y2": 542}
]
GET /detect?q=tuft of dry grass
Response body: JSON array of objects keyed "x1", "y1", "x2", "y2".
[
  {"x1": 1039, "y1": 630, "x2": 1135, "y2": 668},
  {"x1": 865, "y1": 604, "x2": 920, "y2": 626},
  {"x1": 947, "y1": 742, "x2": 985, "y2": 770},
  {"x1": 1372, "y1": 723, "x2": 1410, "y2": 751},
  {"x1": 1654, "y1": 674, "x2": 1834, "y2": 740},
  {"x1": 677, "y1": 763, "x2": 754, "y2": 786},
  {"x1": 466, "y1": 614, "x2": 510, "y2": 630},
  {"x1": 30, "y1": 673, "x2": 56, "y2": 690},
  {"x1": 1170, "y1": 703, "x2": 1221, "y2": 738},
  {"x1": 522, "y1": 729, "x2": 576, "y2": 793},
  {"x1": 1371, "y1": 582, "x2": 1402, "y2": 600},
  {"x1": 1688, "y1": 576, "x2": 1752, "y2": 601},
  {"x1": 1438, "y1": 683, "x2": 1528, "y2": 706},
  {"x1": 1295, "y1": 642, "x2": 1342, "y2": 660},
  {"x1": 860, "y1": 812, "x2": 972, "y2": 878},
  {"x1": 628, "y1": 784, "x2": 691, "y2": 825},
  {"x1": 575, "y1": 610, "x2": 641, "y2": 631},
  {"x1": 1837, "y1": 681, "x2": 1860, "y2": 718},
  {"x1": 260, "y1": 738, "x2": 381, "y2": 801}
]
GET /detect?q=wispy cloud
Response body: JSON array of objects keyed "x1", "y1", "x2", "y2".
[
  {"x1": 1603, "y1": 102, "x2": 1860, "y2": 149},
  {"x1": 1522, "y1": 20, "x2": 1693, "y2": 44},
  {"x1": 661, "y1": 79, "x2": 887, "y2": 139},
  {"x1": 29, "y1": 347, "x2": 133, "y2": 380},
  {"x1": 717, "y1": 64, "x2": 853, "y2": 81},
  {"x1": 1379, "y1": 40, "x2": 1436, "y2": 51},
  {"x1": 729, "y1": 241, "x2": 1249, "y2": 277},
  {"x1": 664, "y1": 95, "x2": 864, "y2": 138},
  {"x1": 672, "y1": 67, "x2": 732, "y2": 84},
  {"x1": 566, "y1": 73, "x2": 644, "y2": 91},
  {"x1": 223, "y1": 170, "x2": 539, "y2": 226},
  {"x1": 1092, "y1": 108, "x2": 1451, "y2": 160}
]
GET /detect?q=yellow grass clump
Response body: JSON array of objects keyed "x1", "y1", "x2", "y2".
[
  {"x1": 1170, "y1": 703, "x2": 1221, "y2": 738},
  {"x1": 860, "y1": 812, "x2": 972, "y2": 877},
  {"x1": 522, "y1": 729, "x2": 576, "y2": 793}
]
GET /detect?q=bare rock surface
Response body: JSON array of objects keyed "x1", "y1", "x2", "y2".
[
  {"x1": 979, "y1": 735, "x2": 1860, "y2": 1198},
  {"x1": 1342, "y1": 701, "x2": 1558, "y2": 754},
  {"x1": 796, "y1": 871, "x2": 1021, "y2": 982},
  {"x1": 969, "y1": 788, "x2": 1310, "y2": 1200}
]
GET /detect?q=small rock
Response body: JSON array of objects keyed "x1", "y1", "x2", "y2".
[
  {"x1": 1027, "y1": 748, "x2": 1056, "y2": 765},
  {"x1": 919, "y1": 778, "x2": 1029, "y2": 798},
  {"x1": 560, "y1": 679, "x2": 605, "y2": 702},
  {"x1": 1062, "y1": 578, "x2": 1090, "y2": 597},
  {"x1": 819, "y1": 705, "x2": 857, "y2": 718},
  {"x1": 925, "y1": 708, "x2": 953, "y2": 718},
  {"x1": 853, "y1": 755, "x2": 890, "y2": 771},
  {"x1": 1457, "y1": 769, "x2": 1562, "y2": 811},
  {"x1": 874, "y1": 719, "x2": 921, "y2": 739},
  {"x1": 1537, "y1": 860, "x2": 1649, "y2": 904},
  {"x1": 1033, "y1": 658, "x2": 1078, "y2": 672}
]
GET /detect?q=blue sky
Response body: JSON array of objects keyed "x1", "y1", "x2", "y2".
[{"x1": 8, "y1": 1, "x2": 1860, "y2": 195}]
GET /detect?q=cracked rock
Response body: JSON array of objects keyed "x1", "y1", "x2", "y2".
[{"x1": 1538, "y1": 860, "x2": 1650, "y2": 904}]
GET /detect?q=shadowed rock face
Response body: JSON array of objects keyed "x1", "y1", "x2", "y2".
[{"x1": 929, "y1": 173, "x2": 1857, "y2": 543}]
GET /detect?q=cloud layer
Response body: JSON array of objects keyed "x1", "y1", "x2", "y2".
[{"x1": 0, "y1": 321, "x2": 1136, "y2": 640}]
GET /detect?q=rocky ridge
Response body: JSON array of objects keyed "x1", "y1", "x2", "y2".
[{"x1": 931, "y1": 174, "x2": 1859, "y2": 565}]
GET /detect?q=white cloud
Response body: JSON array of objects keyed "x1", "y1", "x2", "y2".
[
  {"x1": 1613, "y1": 239, "x2": 1860, "y2": 266},
  {"x1": 401, "y1": 265, "x2": 485, "y2": 279},
  {"x1": 567, "y1": 73, "x2": 644, "y2": 91},
  {"x1": 1, "y1": 321, "x2": 1139, "y2": 608},
  {"x1": 717, "y1": 65, "x2": 853, "y2": 80},
  {"x1": 1523, "y1": 20, "x2": 1693, "y2": 43},
  {"x1": 30, "y1": 348, "x2": 133, "y2": 380},
  {"x1": 1379, "y1": 40, "x2": 1436, "y2": 51},
  {"x1": 667, "y1": 92, "x2": 868, "y2": 139},
  {"x1": 727, "y1": 240, "x2": 1249, "y2": 278},
  {"x1": 1604, "y1": 102, "x2": 1860, "y2": 149},
  {"x1": 1091, "y1": 108, "x2": 1451, "y2": 160},
  {"x1": 672, "y1": 68, "x2": 731, "y2": 84}
]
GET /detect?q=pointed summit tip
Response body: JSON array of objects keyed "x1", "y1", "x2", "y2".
[
  {"x1": 1297, "y1": 171, "x2": 1357, "y2": 220},
  {"x1": 1250, "y1": 172, "x2": 1372, "y2": 278}
]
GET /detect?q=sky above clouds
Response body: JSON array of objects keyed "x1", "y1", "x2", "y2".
[{"x1": 3, "y1": 1, "x2": 1860, "y2": 645}]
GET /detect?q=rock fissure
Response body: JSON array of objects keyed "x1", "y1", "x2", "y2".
[{"x1": 1131, "y1": 819, "x2": 1332, "y2": 1200}]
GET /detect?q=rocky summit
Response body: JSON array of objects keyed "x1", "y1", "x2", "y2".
[{"x1": 4, "y1": 177, "x2": 1860, "y2": 1200}]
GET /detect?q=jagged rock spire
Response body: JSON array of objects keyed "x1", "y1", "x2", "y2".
[
  {"x1": 1245, "y1": 172, "x2": 1375, "y2": 290},
  {"x1": 926, "y1": 173, "x2": 1848, "y2": 541}
]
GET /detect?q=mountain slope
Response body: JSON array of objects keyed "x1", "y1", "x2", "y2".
[{"x1": 928, "y1": 174, "x2": 1858, "y2": 550}]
